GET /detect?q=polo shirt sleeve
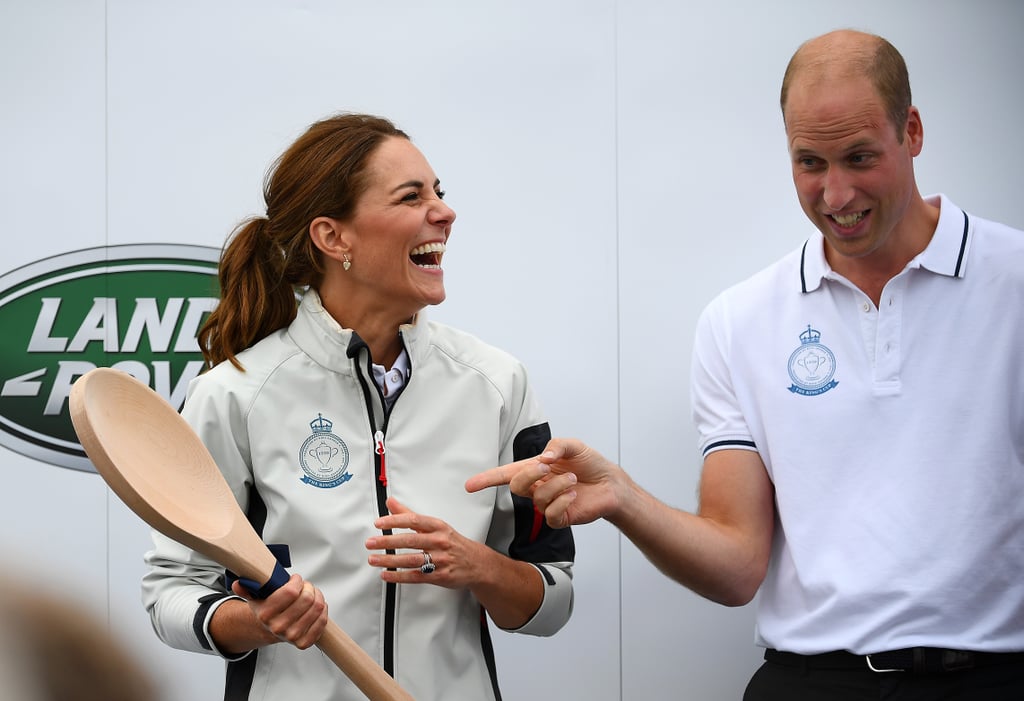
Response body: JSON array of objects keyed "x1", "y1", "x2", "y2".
[{"x1": 691, "y1": 296, "x2": 758, "y2": 457}]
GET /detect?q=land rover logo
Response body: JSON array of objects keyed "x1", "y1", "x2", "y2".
[{"x1": 0, "y1": 244, "x2": 221, "y2": 472}]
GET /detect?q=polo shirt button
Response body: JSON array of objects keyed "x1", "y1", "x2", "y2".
[{"x1": 862, "y1": 302, "x2": 870, "y2": 312}]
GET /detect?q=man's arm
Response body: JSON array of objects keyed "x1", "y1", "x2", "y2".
[
  {"x1": 614, "y1": 448, "x2": 774, "y2": 605},
  {"x1": 467, "y1": 440, "x2": 774, "y2": 606}
]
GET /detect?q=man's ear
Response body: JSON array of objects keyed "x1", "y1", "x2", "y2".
[
  {"x1": 905, "y1": 106, "x2": 924, "y2": 157},
  {"x1": 309, "y1": 216, "x2": 350, "y2": 263}
]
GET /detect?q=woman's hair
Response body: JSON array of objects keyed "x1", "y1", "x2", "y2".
[{"x1": 198, "y1": 113, "x2": 409, "y2": 370}]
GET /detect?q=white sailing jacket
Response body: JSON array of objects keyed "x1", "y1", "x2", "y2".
[{"x1": 142, "y1": 291, "x2": 575, "y2": 700}]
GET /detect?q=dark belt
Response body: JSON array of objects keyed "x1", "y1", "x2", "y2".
[{"x1": 765, "y1": 647, "x2": 1024, "y2": 674}]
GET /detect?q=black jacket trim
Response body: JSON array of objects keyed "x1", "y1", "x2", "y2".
[{"x1": 509, "y1": 423, "x2": 576, "y2": 563}]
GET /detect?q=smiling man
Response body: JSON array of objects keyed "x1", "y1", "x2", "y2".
[
  {"x1": 468, "y1": 29, "x2": 1024, "y2": 700},
  {"x1": 781, "y1": 31, "x2": 938, "y2": 307}
]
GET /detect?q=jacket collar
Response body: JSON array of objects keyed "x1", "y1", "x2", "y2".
[{"x1": 289, "y1": 289, "x2": 431, "y2": 371}]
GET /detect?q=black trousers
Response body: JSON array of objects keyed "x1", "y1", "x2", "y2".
[{"x1": 744, "y1": 650, "x2": 1024, "y2": 701}]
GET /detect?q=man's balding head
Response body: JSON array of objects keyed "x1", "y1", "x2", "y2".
[{"x1": 780, "y1": 30, "x2": 912, "y2": 141}]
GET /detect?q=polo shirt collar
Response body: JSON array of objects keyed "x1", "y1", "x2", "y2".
[
  {"x1": 798, "y1": 193, "x2": 971, "y2": 293},
  {"x1": 917, "y1": 194, "x2": 971, "y2": 278}
]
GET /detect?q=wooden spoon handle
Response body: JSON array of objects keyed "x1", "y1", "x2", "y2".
[{"x1": 318, "y1": 620, "x2": 414, "y2": 700}]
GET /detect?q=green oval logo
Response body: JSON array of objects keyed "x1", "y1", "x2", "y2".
[{"x1": 0, "y1": 244, "x2": 220, "y2": 471}]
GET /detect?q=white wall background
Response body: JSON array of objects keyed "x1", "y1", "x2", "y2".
[{"x1": 2, "y1": 1, "x2": 1022, "y2": 699}]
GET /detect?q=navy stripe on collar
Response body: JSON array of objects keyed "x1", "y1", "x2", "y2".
[
  {"x1": 953, "y1": 210, "x2": 969, "y2": 278},
  {"x1": 799, "y1": 240, "x2": 809, "y2": 293}
]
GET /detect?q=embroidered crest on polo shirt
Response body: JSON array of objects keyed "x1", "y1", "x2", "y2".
[
  {"x1": 298, "y1": 413, "x2": 353, "y2": 488},
  {"x1": 787, "y1": 325, "x2": 839, "y2": 396}
]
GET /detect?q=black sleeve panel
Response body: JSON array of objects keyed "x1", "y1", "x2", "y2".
[{"x1": 509, "y1": 423, "x2": 576, "y2": 563}]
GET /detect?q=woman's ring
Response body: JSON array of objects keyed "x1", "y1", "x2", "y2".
[{"x1": 420, "y1": 551, "x2": 435, "y2": 574}]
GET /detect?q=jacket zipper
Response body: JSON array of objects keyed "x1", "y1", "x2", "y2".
[
  {"x1": 375, "y1": 430, "x2": 387, "y2": 487},
  {"x1": 349, "y1": 333, "x2": 411, "y2": 679}
]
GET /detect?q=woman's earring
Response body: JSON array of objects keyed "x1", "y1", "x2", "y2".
[{"x1": 343, "y1": 254, "x2": 351, "y2": 271}]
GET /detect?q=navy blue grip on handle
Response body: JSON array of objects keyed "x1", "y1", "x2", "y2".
[{"x1": 224, "y1": 543, "x2": 292, "y2": 599}]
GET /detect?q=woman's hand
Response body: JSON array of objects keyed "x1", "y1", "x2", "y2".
[
  {"x1": 229, "y1": 573, "x2": 328, "y2": 650},
  {"x1": 365, "y1": 496, "x2": 489, "y2": 589},
  {"x1": 366, "y1": 496, "x2": 545, "y2": 629}
]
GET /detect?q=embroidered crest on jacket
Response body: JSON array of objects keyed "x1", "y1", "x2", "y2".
[{"x1": 298, "y1": 413, "x2": 352, "y2": 488}]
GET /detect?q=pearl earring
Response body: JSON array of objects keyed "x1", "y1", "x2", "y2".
[{"x1": 343, "y1": 254, "x2": 351, "y2": 271}]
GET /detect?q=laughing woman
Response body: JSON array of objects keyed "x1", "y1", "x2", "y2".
[{"x1": 141, "y1": 113, "x2": 575, "y2": 701}]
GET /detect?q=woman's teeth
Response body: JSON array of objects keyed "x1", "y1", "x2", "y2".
[{"x1": 410, "y1": 242, "x2": 445, "y2": 268}]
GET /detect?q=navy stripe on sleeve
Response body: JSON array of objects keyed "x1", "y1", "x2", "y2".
[{"x1": 702, "y1": 439, "x2": 757, "y2": 456}]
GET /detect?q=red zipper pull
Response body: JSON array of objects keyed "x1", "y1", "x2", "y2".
[{"x1": 374, "y1": 430, "x2": 387, "y2": 487}]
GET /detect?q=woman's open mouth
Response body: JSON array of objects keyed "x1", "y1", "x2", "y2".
[{"x1": 410, "y1": 242, "x2": 445, "y2": 269}]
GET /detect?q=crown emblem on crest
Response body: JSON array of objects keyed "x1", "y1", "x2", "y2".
[
  {"x1": 799, "y1": 325, "x2": 821, "y2": 345},
  {"x1": 309, "y1": 413, "x2": 333, "y2": 432}
]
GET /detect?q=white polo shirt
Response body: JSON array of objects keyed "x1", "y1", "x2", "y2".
[{"x1": 691, "y1": 194, "x2": 1024, "y2": 654}]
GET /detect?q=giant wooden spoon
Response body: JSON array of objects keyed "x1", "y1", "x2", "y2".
[{"x1": 69, "y1": 367, "x2": 412, "y2": 701}]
